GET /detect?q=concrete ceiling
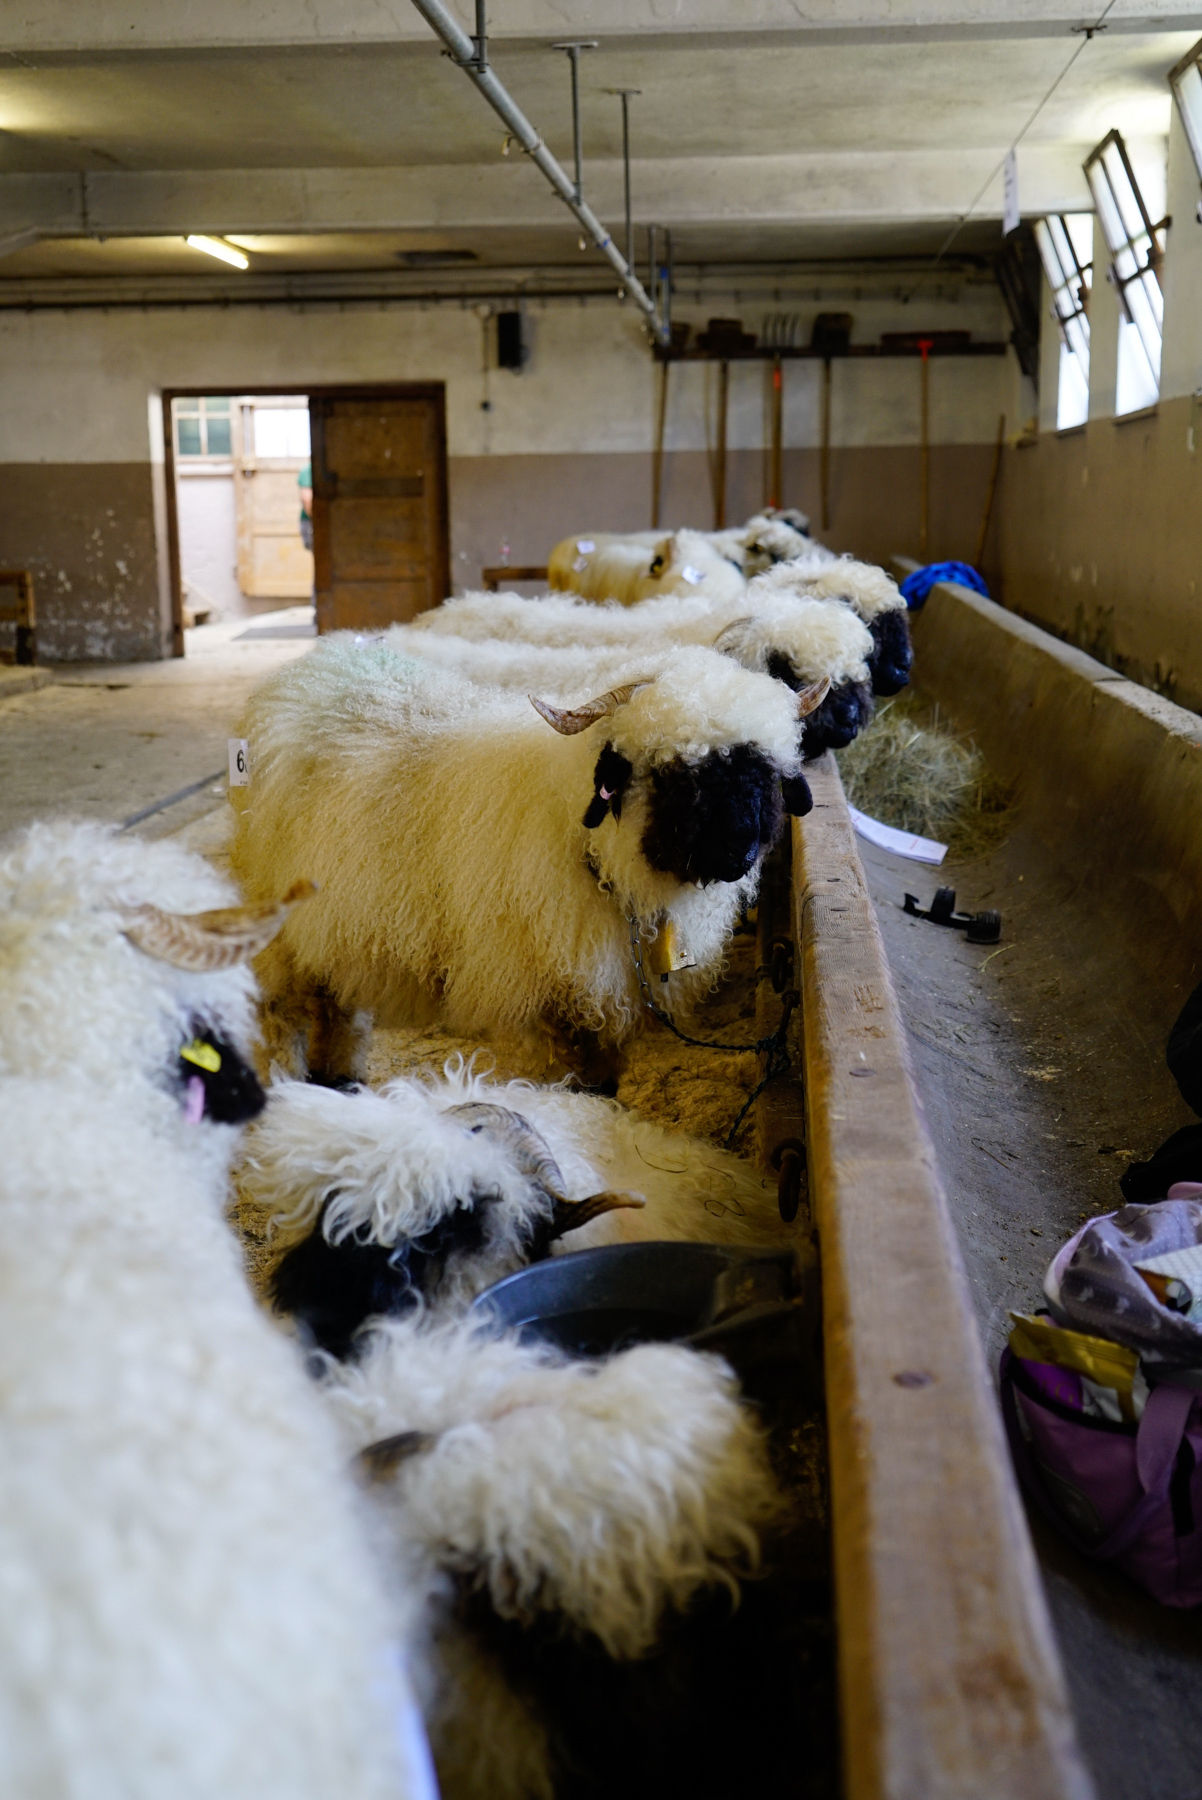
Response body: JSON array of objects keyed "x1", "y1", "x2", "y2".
[{"x1": 0, "y1": 3, "x2": 1196, "y2": 298}]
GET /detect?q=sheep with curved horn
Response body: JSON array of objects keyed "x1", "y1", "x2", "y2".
[
  {"x1": 229, "y1": 639, "x2": 825, "y2": 1088},
  {"x1": 401, "y1": 572, "x2": 878, "y2": 756},
  {"x1": 238, "y1": 1056, "x2": 790, "y2": 1358},
  {"x1": 0, "y1": 819, "x2": 429, "y2": 1800}
]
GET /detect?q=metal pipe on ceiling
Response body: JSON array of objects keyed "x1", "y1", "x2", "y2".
[
  {"x1": 409, "y1": 0, "x2": 668, "y2": 344},
  {"x1": 552, "y1": 41, "x2": 596, "y2": 204}
]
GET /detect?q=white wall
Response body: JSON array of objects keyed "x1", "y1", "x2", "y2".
[{"x1": 0, "y1": 282, "x2": 1012, "y2": 469}]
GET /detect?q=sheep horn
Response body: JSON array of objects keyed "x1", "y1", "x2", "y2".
[
  {"x1": 795, "y1": 675, "x2": 832, "y2": 718},
  {"x1": 446, "y1": 1102, "x2": 570, "y2": 1194},
  {"x1": 711, "y1": 617, "x2": 753, "y2": 652},
  {"x1": 529, "y1": 682, "x2": 649, "y2": 736},
  {"x1": 549, "y1": 1189, "x2": 646, "y2": 1236},
  {"x1": 121, "y1": 878, "x2": 316, "y2": 971},
  {"x1": 357, "y1": 1430, "x2": 437, "y2": 1481},
  {"x1": 445, "y1": 1101, "x2": 645, "y2": 1233}
]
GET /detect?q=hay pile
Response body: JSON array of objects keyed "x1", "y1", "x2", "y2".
[{"x1": 836, "y1": 695, "x2": 1013, "y2": 856}]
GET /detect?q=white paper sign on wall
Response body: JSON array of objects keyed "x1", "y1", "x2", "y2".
[{"x1": 1002, "y1": 149, "x2": 1020, "y2": 236}]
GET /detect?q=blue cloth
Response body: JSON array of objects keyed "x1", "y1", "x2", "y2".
[{"x1": 899, "y1": 561, "x2": 990, "y2": 610}]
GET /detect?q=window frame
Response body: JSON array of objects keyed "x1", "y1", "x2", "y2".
[
  {"x1": 1169, "y1": 37, "x2": 1202, "y2": 187},
  {"x1": 1033, "y1": 214, "x2": 1093, "y2": 429},
  {"x1": 172, "y1": 395, "x2": 235, "y2": 461},
  {"x1": 1082, "y1": 128, "x2": 1166, "y2": 408}
]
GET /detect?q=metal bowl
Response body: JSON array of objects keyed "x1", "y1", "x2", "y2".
[{"x1": 470, "y1": 1240, "x2": 820, "y2": 1390}]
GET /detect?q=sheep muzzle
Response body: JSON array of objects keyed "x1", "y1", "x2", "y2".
[{"x1": 121, "y1": 878, "x2": 316, "y2": 971}]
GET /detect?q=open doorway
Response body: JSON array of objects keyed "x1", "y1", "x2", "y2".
[
  {"x1": 167, "y1": 393, "x2": 314, "y2": 645},
  {"x1": 163, "y1": 384, "x2": 449, "y2": 655}
]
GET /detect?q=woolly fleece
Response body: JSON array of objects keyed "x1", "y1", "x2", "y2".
[
  {"x1": 229, "y1": 639, "x2": 801, "y2": 1059},
  {"x1": 0, "y1": 820, "x2": 420, "y2": 1800},
  {"x1": 240, "y1": 1058, "x2": 787, "y2": 1302},
  {"x1": 751, "y1": 554, "x2": 905, "y2": 622}
]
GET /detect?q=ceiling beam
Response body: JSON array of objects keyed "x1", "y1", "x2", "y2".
[
  {"x1": 1, "y1": 1, "x2": 1196, "y2": 55},
  {"x1": 0, "y1": 145, "x2": 1101, "y2": 240}
]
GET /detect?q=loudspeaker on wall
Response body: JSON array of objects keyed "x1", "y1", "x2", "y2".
[{"x1": 497, "y1": 310, "x2": 527, "y2": 372}]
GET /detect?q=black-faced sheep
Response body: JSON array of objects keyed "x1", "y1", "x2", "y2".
[
  {"x1": 229, "y1": 640, "x2": 824, "y2": 1087},
  {"x1": 238, "y1": 1060, "x2": 790, "y2": 1357},
  {"x1": 748, "y1": 556, "x2": 913, "y2": 696},
  {"x1": 0, "y1": 819, "x2": 430, "y2": 1800},
  {"x1": 405, "y1": 587, "x2": 873, "y2": 757}
]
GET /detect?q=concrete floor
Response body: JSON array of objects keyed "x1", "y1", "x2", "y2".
[
  {"x1": 861, "y1": 818, "x2": 1202, "y2": 1800},
  {"x1": 0, "y1": 607, "x2": 315, "y2": 849}
]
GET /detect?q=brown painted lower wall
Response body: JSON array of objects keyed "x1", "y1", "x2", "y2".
[
  {"x1": 992, "y1": 395, "x2": 1202, "y2": 713},
  {"x1": 3, "y1": 442, "x2": 998, "y2": 663},
  {"x1": 0, "y1": 463, "x2": 168, "y2": 663},
  {"x1": 449, "y1": 443, "x2": 999, "y2": 591}
]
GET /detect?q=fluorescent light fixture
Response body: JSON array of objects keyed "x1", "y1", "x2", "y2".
[
  {"x1": 1171, "y1": 38, "x2": 1202, "y2": 185},
  {"x1": 184, "y1": 234, "x2": 250, "y2": 270}
]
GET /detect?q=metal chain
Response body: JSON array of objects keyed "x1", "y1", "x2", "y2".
[{"x1": 628, "y1": 918, "x2": 798, "y2": 1148}]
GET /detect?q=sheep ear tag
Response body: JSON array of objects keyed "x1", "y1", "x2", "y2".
[
  {"x1": 795, "y1": 675, "x2": 832, "y2": 718},
  {"x1": 177, "y1": 1029, "x2": 266, "y2": 1125}
]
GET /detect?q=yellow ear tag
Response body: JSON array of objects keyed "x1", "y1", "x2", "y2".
[{"x1": 180, "y1": 1039, "x2": 222, "y2": 1073}]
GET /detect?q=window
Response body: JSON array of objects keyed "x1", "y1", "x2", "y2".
[
  {"x1": 173, "y1": 396, "x2": 234, "y2": 458},
  {"x1": 1034, "y1": 213, "x2": 1093, "y2": 429},
  {"x1": 1170, "y1": 37, "x2": 1202, "y2": 186},
  {"x1": 252, "y1": 406, "x2": 310, "y2": 460},
  {"x1": 1083, "y1": 130, "x2": 1166, "y2": 414}
]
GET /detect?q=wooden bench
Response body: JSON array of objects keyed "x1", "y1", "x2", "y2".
[
  {"x1": 479, "y1": 565, "x2": 548, "y2": 593},
  {"x1": 0, "y1": 568, "x2": 36, "y2": 665}
]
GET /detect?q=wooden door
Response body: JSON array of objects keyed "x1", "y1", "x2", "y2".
[
  {"x1": 310, "y1": 387, "x2": 449, "y2": 633},
  {"x1": 234, "y1": 399, "x2": 315, "y2": 600}
]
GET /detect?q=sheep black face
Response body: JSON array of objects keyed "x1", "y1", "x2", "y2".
[
  {"x1": 176, "y1": 1025, "x2": 266, "y2": 1124},
  {"x1": 867, "y1": 611, "x2": 913, "y2": 696},
  {"x1": 641, "y1": 745, "x2": 784, "y2": 887},
  {"x1": 765, "y1": 652, "x2": 874, "y2": 759},
  {"x1": 270, "y1": 1191, "x2": 500, "y2": 1360}
]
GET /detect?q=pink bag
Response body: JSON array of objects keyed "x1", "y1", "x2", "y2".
[{"x1": 1001, "y1": 1349, "x2": 1202, "y2": 1607}]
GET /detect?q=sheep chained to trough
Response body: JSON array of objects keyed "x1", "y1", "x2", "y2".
[
  {"x1": 546, "y1": 509, "x2": 832, "y2": 603},
  {"x1": 0, "y1": 819, "x2": 434, "y2": 1800},
  {"x1": 406, "y1": 583, "x2": 875, "y2": 757},
  {"x1": 237, "y1": 1059, "x2": 793, "y2": 1357},
  {"x1": 539, "y1": 515, "x2": 911, "y2": 698},
  {"x1": 229, "y1": 639, "x2": 827, "y2": 1089},
  {"x1": 746, "y1": 556, "x2": 914, "y2": 697}
]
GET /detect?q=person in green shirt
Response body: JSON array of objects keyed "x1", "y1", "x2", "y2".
[{"x1": 298, "y1": 461, "x2": 313, "y2": 552}]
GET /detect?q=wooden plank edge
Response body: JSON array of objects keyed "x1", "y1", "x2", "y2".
[{"x1": 793, "y1": 758, "x2": 1094, "y2": 1800}]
